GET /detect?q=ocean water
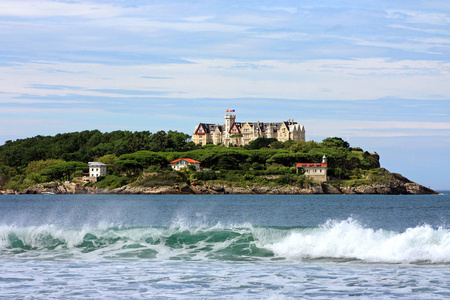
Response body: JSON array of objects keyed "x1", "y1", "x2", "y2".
[{"x1": 1, "y1": 193, "x2": 449, "y2": 299}]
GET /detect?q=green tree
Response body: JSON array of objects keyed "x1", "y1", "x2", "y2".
[
  {"x1": 97, "y1": 154, "x2": 120, "y2": 174},
  {"x1": 119, "y1": 151, "x2": 168, "y2": 168},
  {"x1": 0, "y1": 165, "x2": 15, "y2": 187},
  {"x1": 41, "y1": 161, "x2": 88, "y2": 181},
  {"x1": 25, "y1": 159, "x2": 65, "y2": 175},
  {"x1": 115, "y1": 160, "x2": 144, "y2": 176},
  {"x1": 247, "y1": 137, "x2": 278, "y2": 149},
  {"x1": 212, "y1": 155, "x2": 242, "y2": 170},
  {"x1": 321, "y1": 137, "x2": 350, "y2": 148},
  {"x1": 166, "y1": 130, "x2": 191, "y2": 151}
]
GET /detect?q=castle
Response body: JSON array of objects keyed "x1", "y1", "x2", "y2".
[{"x1": 193, "y1": 112, "x2": 305, "y2": 146}]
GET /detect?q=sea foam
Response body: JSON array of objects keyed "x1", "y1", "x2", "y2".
[{"x1": 265, "y1": 218, "x2": 450, "y2": 263}]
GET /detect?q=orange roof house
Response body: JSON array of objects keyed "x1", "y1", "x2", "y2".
[
  {"x1": 295, "y1": 156, "x2": 328, "y2": 182},
  {"x1": 170, "y1": 158, "x2": 202, "y2": 171}
]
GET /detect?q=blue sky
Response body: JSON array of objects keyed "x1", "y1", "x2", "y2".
[{"x1": 0, "y1": 0, "x2": 449, "y2": 189}]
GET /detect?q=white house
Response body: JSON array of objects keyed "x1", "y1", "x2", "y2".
[
  {"x1": 170, "y1": 158, "x2": 201, "y2": 171},
  {"x1": 296, "y1": 155, "x2": 328, "y2": 182},
  {"x1": 88, "y1": 162, "x2": 108, "y2": 178}
]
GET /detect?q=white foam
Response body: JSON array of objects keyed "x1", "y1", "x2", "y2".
[{"x1": 265, "y1": 218, "x2": 450, "y2": 263}]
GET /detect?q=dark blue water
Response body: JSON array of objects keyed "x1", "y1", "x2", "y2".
[{"x1": 1, "y1": 194, "x2": 449, "y2": 231}]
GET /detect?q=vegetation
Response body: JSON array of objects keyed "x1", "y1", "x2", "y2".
[{"x1": 0, "y1": 130, "x2": 382, "y2": 192}]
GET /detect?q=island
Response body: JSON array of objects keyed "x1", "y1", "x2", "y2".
[{"x1": 0, "y1": 130, "x2": 437, "y2": 195}]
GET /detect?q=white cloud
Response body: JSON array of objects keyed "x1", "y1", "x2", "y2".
[
  {"x1": 86, "y1": 17, "x2": 249, "y2": 34},
  {"x1": 0, "y1": 0, "x2": 124, "y2": 19},
  {"x1": 260, "y1": 6, "x2": 298, "y2": 15},
  {"x1": 0, "y1": 107, "x2": 103, "y2": 114},
  {"x1": 306, "y1": 119, "x2": 450, "y2": 138},
  {"x1": 252, "y1": 32, "x2": 310, "y2": 41},
  {"x1": 183, "y1": 15, "x2": 215, "y2": 22},
  {"x1": 2, "y1": 57, "x2": 450, "y2": 101},
  {"x1": 386, "y1": 9, "x2": 450, "y2": 25},
  {"x1": 224, "y1": 13, "x2": 287, "y2": 26}
]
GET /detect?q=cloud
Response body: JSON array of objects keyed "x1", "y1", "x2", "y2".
[
  {"x1": 386, "y1": 9, "x2": 450, "y2": 26},
  {"x1": 260, "y1": 6, "x2": 298, "y2": 14},
  {"x1": 183, "y1": 15, "x2": 215, "y2": 22},
  {"x1": 0, "y1": 0, "x2": 124, "y2": 19},
  {"x1": 305, "y1": 119, "x2": 450, "y2": 138},
  {"x1": 86, "y1": 89, "x2": 180, "y2": 96},
  {"x1": 252, "y1": 32, "x2": 310, "y2": 41},
  {"x1": 2, "y1": 57, "x2": 450, "y2": 102},
  {"x1": 27, "y1": 84, "x2": 83, "y2": 91}
]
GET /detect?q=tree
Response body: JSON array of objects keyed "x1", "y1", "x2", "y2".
[
  {"x1": 148, "y1": 130, "x2": 168, "y2": 151},
  {"x1": 166, "y1": 130, "x2": 191, "y2": 151},
  {"x1": 0, "y1": 165, "x2": 15, "y2": 187},
  {"x1": 119, "y1": 151, "x2": 168, "y2": 168},
  {"x1": 97, "y1": 154, "x2": 118, "y2": 165},
  {"x1": 25, "y1": 159, "x2": 65, "y2": 175},
  {"x1": 96, "y1": 154, "x2": 119, "y2": 175},
  {"x1": 212, "y1": 155, "x2": 242, "y2": 170},
  {"x1": 41, "y1": 161, "x2": 88, "y2": 181},
  {"x1": 247, "y1": 137, "x2": 278, "y2": 149},
  {"x1": 115, "y1": 160, "x2": 144, "y2": 176},
  {"x1": 321, "y1": 137, "x2": 350, "y2": 149}
]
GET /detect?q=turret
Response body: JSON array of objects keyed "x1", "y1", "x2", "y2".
[
  {"x1": 322, "y1": 155, "x2": 328, "y2": 164},
  {"x1": 224, "y1": 113, "x2": 236, "y2": 133}
]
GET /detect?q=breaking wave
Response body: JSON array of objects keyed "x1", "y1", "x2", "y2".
[{"x1": 1, "y1": 219, "x2": 449, "y2": 263}]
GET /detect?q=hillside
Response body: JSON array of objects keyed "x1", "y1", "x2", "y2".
[{"x1": 0, "y1": 130, "x2": 437, "y2": 194}]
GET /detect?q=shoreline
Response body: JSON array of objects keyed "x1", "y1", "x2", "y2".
[{"x1": 1, "y1": 181, "x2": 438, "y2": 195}]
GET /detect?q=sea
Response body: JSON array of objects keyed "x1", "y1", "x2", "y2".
[{"x1": 1, "y1": 193, "x2": 449, "y2": 299}]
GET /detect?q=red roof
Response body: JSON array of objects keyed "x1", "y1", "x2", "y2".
[
  {"x1": 170, "y1": 158, "x2": 201, "y2": 164},
  {"x1": 296, "y1": 163, "x2": 327, "y2": 168}
]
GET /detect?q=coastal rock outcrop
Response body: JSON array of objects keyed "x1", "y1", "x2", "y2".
[{"x1": 3, "y1": 172, "x2": 437, "y2": 195}]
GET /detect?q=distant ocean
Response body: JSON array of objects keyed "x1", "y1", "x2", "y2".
[{"x1": 1, "y1": 193, "x2": 449, "y2": 299}]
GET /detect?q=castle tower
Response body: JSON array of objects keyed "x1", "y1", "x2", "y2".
[
  {"x1": 322, "y1": 155, "x2": 328, "y2": 164},
  {"x1": 224, "y1": 113, "x2": 236, "y2": 133}
]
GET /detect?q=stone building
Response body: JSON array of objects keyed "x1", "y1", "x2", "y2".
[{"x1": 193, "y1": 112, "x2": 305, "y2": 146}]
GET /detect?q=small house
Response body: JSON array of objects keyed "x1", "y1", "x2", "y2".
[
  {"x1": 88, "y1": 162, "x2": 108, "y2": 180},
  {"x1": 170, "y1": 158, "x2": 201, "y2": 171},
  {"x1": 296, "y1": 155, "x2": 328, "y2": 182}
]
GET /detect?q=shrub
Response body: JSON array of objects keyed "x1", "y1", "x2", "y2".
[{"x1": 94, "y1": 175, "x2": 131, "y2": 189}]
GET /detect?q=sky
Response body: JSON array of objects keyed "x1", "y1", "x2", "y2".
[{"x1": 0, "y1": 0, "x2": 449, "y2": 190}]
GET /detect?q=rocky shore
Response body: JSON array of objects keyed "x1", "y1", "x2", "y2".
[
  {"x1": 92, "y1": 180, "x2": 436, "y2": 195},
  {"x1": 1, "y1": 174, "x2": 438, "y2": 195}
]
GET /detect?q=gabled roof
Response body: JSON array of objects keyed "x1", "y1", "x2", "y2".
[
  {"x1": 229, "y1": 122, "x2": 241, "y2": 134},
  {"x1": 195, "y1": 123, "x2": 224, "y2": 134},
  {"x1": 170, "y1": 158, "x2": 202, "y2": 164},
  {"x1": 195, "y1": 123, "x2": 211, "y2": 134}
]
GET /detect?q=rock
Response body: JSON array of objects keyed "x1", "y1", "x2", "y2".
[
  {"x1": 321, "y1": 183, "x2": 341, "y2": 194},
  {"x1": 4, "y1": 168, "x2": 438, "y2": 195}
]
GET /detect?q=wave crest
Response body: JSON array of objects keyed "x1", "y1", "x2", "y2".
[
  {"x1": 1, "y1": 219, "x2": 449, "y2": 263},
  {"x1": 267, "y1": 218, "x2": 450, "y2": 263}
]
